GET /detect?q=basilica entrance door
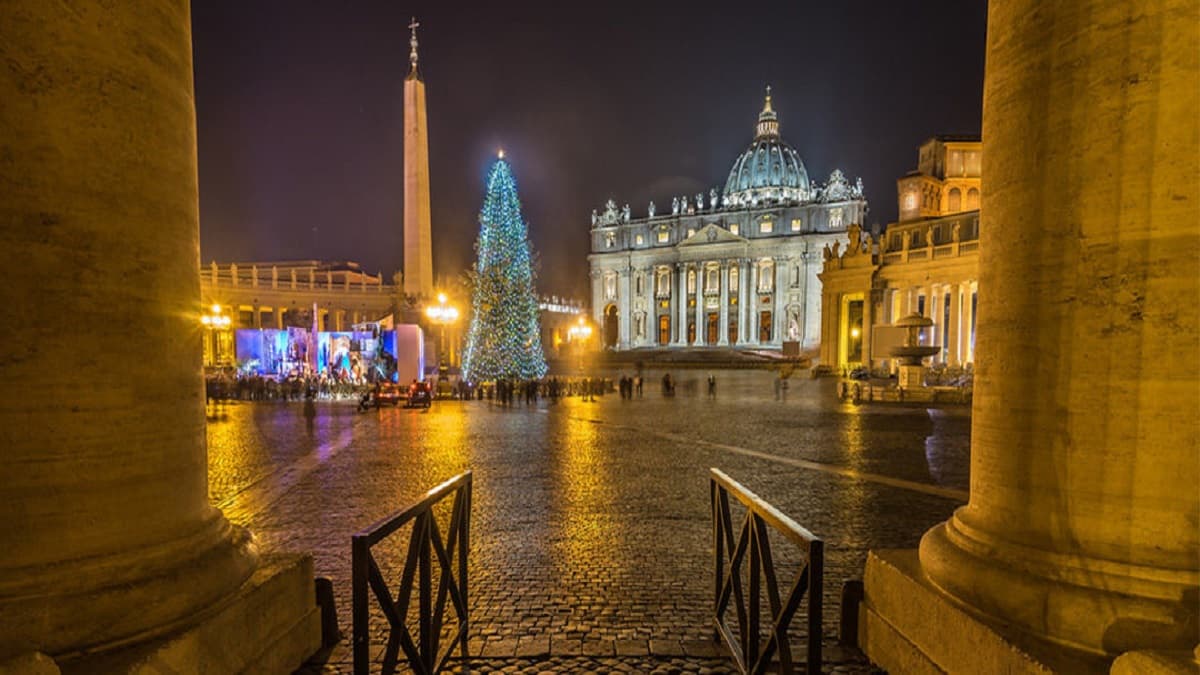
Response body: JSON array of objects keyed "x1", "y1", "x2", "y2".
[
  {"x1": 706, "y1": 313, "x2": 719, "y2": 344},
  {"x1": 603, "y1": 304, "x2": 619, "y2": 349},
  {"x1": 728, "y1": 318, "x2": 738, "y2": 345},
  {"x1": 759, "y1": 310, "x2": 773, "y2": 343},
  {"x1": 658, "y1": 315, "x2": 670, "y2": 346}
]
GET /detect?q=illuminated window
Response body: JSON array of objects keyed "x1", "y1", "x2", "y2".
[
  {"x1": 687, "y1": 228, "x2": 695, "y2": 238},
  {"x1": 635, "y1": 234, "x2": 644, "y2": 246},
  {"x1": 829, "y1": 208, "x2": 844, "y2": 229},
  {"x1": 761, "y1": 220, "x2": 774, "y2": 234},
  {"x1": 687, "y1": 268, "x2": 696, "y2": 294},
  {"x1": 729, "y1": 266, "x2": 739, "y2": 292},
  {"x1": 604, "y1": 233, "x2": 615, "y2": 248},
  {"x1": 758, "y1": 260, "x2": 774, "y2": 292},
  {"x1": 791, "y1": 218, "x2": 802, "y2": 232},
  {"x1": 948, "y1": 187, "x2": 962, "y2": 212},
  {"x1": 903, "y1": 191, "x2": 918, "y2": 211},
  {"x1": 966, "y1": 187, "x2": 980, "y2": 209},
  {"x1": 705, "y1": 266, "x2": 719, "y2": 294},
  {"x1": 657, "y1": 230, "x2": 669, "y2": 244},
  {"x1": 729, "y1": 223, "x2": 740, "y2": 235},
  {"x1": 656, "y1": 267, "x2": 671, "y2": 297},
  {"x1": 604, "y1": 272, "x2": 617, "y2": 300}
]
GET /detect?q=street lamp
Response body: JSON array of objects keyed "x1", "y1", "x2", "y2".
[
  {"x1": 424, "y1": 293, "x2": 460, "y2": 369},
  {"x1": 567, "y1": 316, "x2": 593, "y2": 373},
  {"x1": 201, "y1": 303, "x2": 232, "y2": 367}
]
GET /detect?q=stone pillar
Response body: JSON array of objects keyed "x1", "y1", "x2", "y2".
[
  {"x1": 253, "y1": 304, "x2": 262, "y2": 328},
  {"x1": 861, "y1": 1, "x2": 1200, "y2": 670},
  {"x1": 618, "y1": 267, "x2": 632, "y2": 349},
  {"x1": 747, "y1": 261, "x2": 759, "y2": 345},
  {"x1": 947, "y1": 283, "x2": 961, "y2": 365},
  {"x1": 734, "y1": 260, "x2": 745, "y2": 344},
  {"x1": 717, "y1": 261, "x2": 730, "y2": 346},
  {"x1": 0, "y1": 2, "x2": 320, "y2": 667},
  {"x1": 675, "y1": 263, "x2": 688, "y2": 346},
  {"x1": 693, "y1": 264, "x2": 705, "y2": 346},
  {"x1": 773, "y1": 258, "x2": 787, "y2": 346}
]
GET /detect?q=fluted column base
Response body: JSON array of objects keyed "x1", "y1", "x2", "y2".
[{"x1": 919, "y1": 518, "x2": 1199, "y2": 657}]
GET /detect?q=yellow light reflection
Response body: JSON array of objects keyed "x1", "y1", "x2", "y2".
[{"x1": 551, "y1": 405, "x2": 628, "y2": 575}]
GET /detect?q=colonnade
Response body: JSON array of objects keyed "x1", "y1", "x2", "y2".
[
  {"x1": 597, "y1": 256, "x2": 800, "y2": 350},
  {"x1": 883, "y1": 281, "x2": 979, "y2": 365}
]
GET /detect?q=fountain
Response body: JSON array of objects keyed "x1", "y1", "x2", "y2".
[{"x1": 889, "y1": 313, "x2": 939, "y2": 390}]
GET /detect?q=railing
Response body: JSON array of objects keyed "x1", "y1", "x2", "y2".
[
  {"x1": 710, "y1": 468, "x2": 823, "y2": 675},
  {"x1": 352, "y1": 472, "x2": 472, "y2": 675}
]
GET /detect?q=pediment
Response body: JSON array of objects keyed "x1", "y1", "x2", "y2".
[{"x1": 677, "y1": 223, "x2": 747, "y2": 247}]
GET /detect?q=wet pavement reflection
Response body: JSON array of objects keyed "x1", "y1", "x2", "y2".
[{"x1": 207, "y1": 369, "x2": 969, "y2": 664}]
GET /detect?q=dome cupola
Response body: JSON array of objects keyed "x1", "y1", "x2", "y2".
[{"x1": 722, "y1": 87, "x2": 811, "y2": 208}]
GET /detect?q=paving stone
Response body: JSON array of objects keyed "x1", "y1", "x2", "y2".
[
  {"x1": 581, "y1": 639, "x2": 615, "y2": 657},
  {"x1": 614, "y1": 638, "x2": 649, "y2": 656},
  {"x1": 515, "y1": 637, "x2": 550, "y2": 658},
  {"x1": 649, "y1": 638, "x2": 686, "y2": 656},
  {"x1": 681, "y1": 640, "x2": 727, "y2": 658}
]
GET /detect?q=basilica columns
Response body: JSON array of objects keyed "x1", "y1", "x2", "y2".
[
  {"x1": 674, "y1": 263, "x2": 688, "y2": 345},
  {"x1": 860, "y1": 0, "x2": 1199, "y2": 669},
  {"x1": 717, "y1": 262, "x2": 730, "y2": 346},
  {"x1": 736, "y1": 259, "x2": 750, "y2": 344},
  {"x1": 0, "y1": 2, "x2": 319, "y2": 666}
]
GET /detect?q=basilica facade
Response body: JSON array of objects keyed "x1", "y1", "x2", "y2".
[{"x1": 588, "y1": 91, "x2": 866, "y2": 351}]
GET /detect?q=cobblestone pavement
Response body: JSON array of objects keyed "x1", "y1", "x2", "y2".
[{"x1": 208, "y1": 370, "x2": 969, "y2": 673}]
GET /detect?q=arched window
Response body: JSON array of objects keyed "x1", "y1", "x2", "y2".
[
  {"x1": 687, "y1": 268, "x2": 696, "y2": 294},
  {"x1": 948, "y1": 187, "x2": 962, "y2": 212},
  {"x1": 656, "y1": 267, "x2": 670, "y2": 297},
  {"x1": 966, "y1": 187, "x2": 980, "y2": 209},
  {"x1": 705, "y1": 265, "x2": 719, "y2": 294},
  {"x1": 758, "y1": 260, "x2": 774, "y2": 292},
  {"x1": 729, "y1": 266, "x2": 739, "y2": 292}
]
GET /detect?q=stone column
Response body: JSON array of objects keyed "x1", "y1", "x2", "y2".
[
  {"x1": 735, "y1": 259, "x2": 748, "y2": 344},
  {"x1": 773, "y1": 257, "x2": 787, "y2": 346},
  {"x1": 694, "y1": 264, "x2": 706, "y2": 346},
  {"x1": 618, "y1": 267, "x2": 632, "y2": 349},
  {"x1": 590, "y1": 270, "x2": 603, "y2": 328},
  {"x1": 0, "y1": 2, "x2": 319, "y2": 666},
  {"x1": 746, "y1": 261, "x2": 757, "y2": 344},
  {"x1": 674, "y1": 263, "x2": 688, "y2": 346},
  {"x1": 947, "y1": 283, "x2": 961, "y2": 365},
  {"x1": 860, "y1": 1, "x2": 1200, "y2": 670},
  {"x1": 717, "y1": 261, "x2": 730, "y2": 346}
]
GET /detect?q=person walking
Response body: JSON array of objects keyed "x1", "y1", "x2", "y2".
[{"x1": 707, "y1": 373, "x2": 717, "y2": 398}]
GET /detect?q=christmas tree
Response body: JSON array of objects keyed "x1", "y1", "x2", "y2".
[{"x1": 462, "y1": 155, "x2": 548, "y2": 382}]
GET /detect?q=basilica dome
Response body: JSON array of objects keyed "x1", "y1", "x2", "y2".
[{"x1": 722, "y1": 89, "x2": 811, "y2": 208}]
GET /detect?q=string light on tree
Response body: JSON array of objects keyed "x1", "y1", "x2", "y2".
[{"x1": 462, "y1": 154, "x2": 548, "y2": 382}]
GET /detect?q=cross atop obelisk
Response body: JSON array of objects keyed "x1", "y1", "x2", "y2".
[{"x1": 408, "y1": 17, "x2": 420, "y2": 76}]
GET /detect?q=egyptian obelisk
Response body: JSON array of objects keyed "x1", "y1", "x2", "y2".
[{"x1": 403, "y1": 18, "x2": 433, "y2": 299}]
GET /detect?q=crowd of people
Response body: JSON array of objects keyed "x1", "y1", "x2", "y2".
[
  {"x1": 205, "y1": 370, "x2": 720, "y2": 407},
  {"x1": 205, "y1": 371, "x2": 379, "y2": 403}
]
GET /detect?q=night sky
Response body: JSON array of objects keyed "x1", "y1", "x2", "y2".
[{"x1": 192, "y1": 1, "x2": 986, "y2": 299}]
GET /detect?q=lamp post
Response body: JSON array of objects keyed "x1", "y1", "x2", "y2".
[
  {"x1": 567, "y1": 315, "x2": 593, "y2": 374},
  {"x1": 424, "y1": 292, "x2": 460, "y2": 369},
  {"x1": 200, "y1": 303, "x2": 232, "y2": 367}
]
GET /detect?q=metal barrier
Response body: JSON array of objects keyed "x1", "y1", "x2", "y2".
[
  {"x1": 352, "y1": 472, "x2": 472, "y2": 675},
  {"x1": 710, "y1": 468, "x2": 823, "y2": 675}
]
